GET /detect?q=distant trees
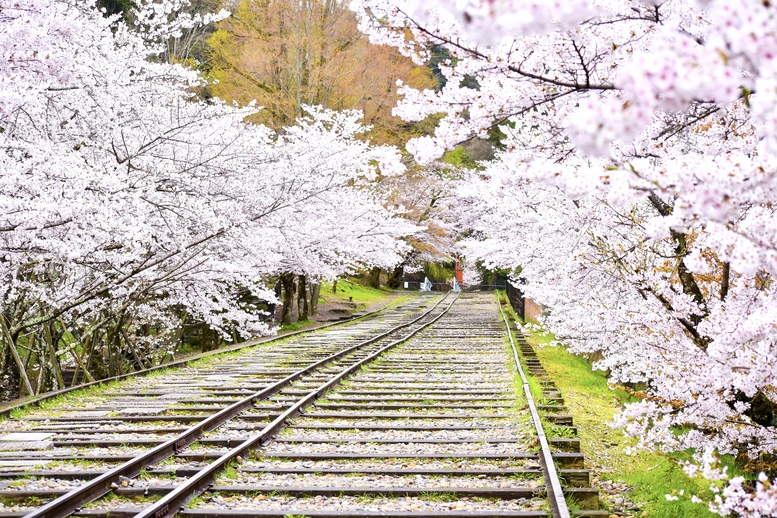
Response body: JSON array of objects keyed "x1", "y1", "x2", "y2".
[{"x1": 205, "y1": 0, "x2": 435, "y2": 144}]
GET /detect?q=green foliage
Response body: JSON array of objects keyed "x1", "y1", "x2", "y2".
[
  {"x1": 145, "y1": 367, "x2": 176, "y2": 378},
  {"x1": 96, "y1": 0, "x2": 138, "y2": 19},
  {"x1": 487, "y1": 123, "x2": 511, "y2": 151},
  {"x1": 442, "y1": 146, "x2": 477, "y2": 169},
  {"x1": 185, "y1": 496, "x2": 205, "y2": 509},
  {"x1": 418, "y1": 491, "x2": 457, "y2": 502},
  {"x1": 422, "y1": 262, "x2": 455, "y2": 283},
  {"x1": 477, "y1": 262, "x2": 522, "y2": 288},
  {"x1": 441, "y1": 140, "x2": 497, "y2": 170},
  {"x1": 406, "y1": 113, "x2": 445, "y2": 139},
  {"x1": 319, "y1": 278, "x2": 392, "y2": 305},
  {"x1": 279, "y1": 319, "x2": 312, "y2": 332},
  {"x1": 221, "y1": 462, "x2": 239, "y2": 481},
  {"x1": 8, "y1": 407, "x2": 25, "y2": 419},
  {"x1": 428, "y1": 46, "x2": 450, "y2": 89}
]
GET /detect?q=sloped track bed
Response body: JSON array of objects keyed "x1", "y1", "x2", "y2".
[{"x1": 0, "y1": 292, "x2": 608, "y2": 518}]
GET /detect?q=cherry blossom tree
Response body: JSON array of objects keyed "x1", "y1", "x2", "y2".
[
  {"x1": 245, "y1": 106, "x2": 418, "y2": 323},
  {"x1": 351, "y1": 0, "x2": 777, "y2": 514},
  {"x1": 0, "y1": 0, "x2": 412, "y2": 397}
]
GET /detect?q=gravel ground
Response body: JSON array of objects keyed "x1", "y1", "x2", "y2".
[
  {"x1": 293, "y1": 417, "x2": 517, "y2": 427},
  {"x1": 37, "y1": 461, "x2": 114, "y2": 472},
  {"x1": 214, "y1": 295, "x2": 551, "y2": 514},
  {"x1": 277, "y1": 428, "x2": 530, "y2": 441},
  {"x1": 202, "y1": 429, "x2": 256, "y2": 440},
  {"x1": 348, "y1": 376, "x2": 510, "y2": 384},
  {"x1": 317, "y1": 385, "x2": 507, "y2": 392},
  {"x1": 0, "y1": 502, "x2": 39, "y2": 512},
  {"x1": 243, "y1": 457, "x2": 540, "y2": 471},
  {"x1": 307, "y1": 408, "x2": 514, "y2": 417},
  {"x1": 134, "y1": 475, "x2": 190, "y2": 486},
  {"x1": 150, "y1": 459, "x2": 212, "y2": 468},
  {"x1": 0, "y1": 476, "x2": 90, "y2": 491},
  {"x1": 290, "y1": 415, "x2": 516, "y2": 424},
  {"x1": 0, "y1": 416, "x2": 193, "y2": 433},
  {"x1": 32, "y1": 422, "x2": 192, "y2": 431},
  {"x1": 224, "y1": 419, "x2": 272, "y2": 430},
  {"x1": 68, "y1": 446, "x2": 159, "y2": 457},
  {"x1": 314, "y1": 399, "x2": 515, "y2": 407},
  {"x1": 337, "y1": 395, "x2": 512, "y2": 402},
  {"x1": 194, "y1": 493, "x2": 549, "y2": 513},
  {"x1": 597, "y1": 478, "x2": 643, "y2": 516},
  {"x1": 219, "y1": 472, "x2": 544, "y2": 489},
  {"x1": 0, "y1": 419, "x2": 44, "y2": 432},
  {"x1": 249, "y1": 401, "x2": 290, "y2": 409},
  {"x1": 261, "y1": 441, "x2": 533, "y2": 456},
  {"x1": 54, "y1": 432, "x2": 180, "y2": 441},
  {"x1": 0, "y1": 449, "x2": 76, "y2": 458}
]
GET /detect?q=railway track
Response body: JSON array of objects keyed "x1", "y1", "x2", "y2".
[{"x1": 0, "y1": 292, "x2": 607, "y2": 517}]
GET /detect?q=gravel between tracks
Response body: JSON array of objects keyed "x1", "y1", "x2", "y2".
[
  {"x1": 277, "y1": 428, "x2": 531, "y2": 441},
  {"x1": 218, "y1": 472, "x2": 544, "y2": 489},
  {"x1": 242, "y1": 458, "x2": 541, "y2": 470},
  {"x1": 261, "y1": 441, "x2": 533, "y2": 455},
  {"x1": 196, "y1": 494, "x2": 549, "y2": 513}
]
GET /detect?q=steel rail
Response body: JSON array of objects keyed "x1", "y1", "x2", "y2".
[
  {"x1": 498, "y1": 297, "x2": 571, "y2": 518},
  {"x1": 22, "y1": 294, "x2": 449, "y2": 518},
  {"x1": 0, "y1": 298, "x2": 407, "y2": 420},
  {"x1": 134, "y1": 291, "x2": 461, "y2": 518}
]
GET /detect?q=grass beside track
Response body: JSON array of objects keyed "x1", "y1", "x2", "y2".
[
  {"x1": 514, "y1": 319, "x2": 717, "y2": 517},
  {"x1": 320, "y1": 279, "x2": 396, "y2": 305}
]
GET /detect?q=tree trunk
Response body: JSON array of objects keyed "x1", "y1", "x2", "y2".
[
  {"x1": 298, "y1": 274, "x2": 309, "y2": 321},
  {"x1": 280, "y1": 273, "x2": 296, "y2": 325},
  {"x1": 0, "y1": 342, "x2": 20, "y2": 401},
  {"x1": 81, "y1": 330, "x2": 99, "y2": 382},
  {"x1": 367, "y1": 267, "x2": 381, "y2": 288},
  {"x1": 0, "y1": 318, "x2": 21, "y2": 401},
  {"x1": 201, "y1": 325, "x2": 219, "y2": 353},
  {"x1": 310, "y1": 283, "x2": 321, "y2": 315},
  {"x1": 721, "y1": 261, "x2": 730, "y2": 301},
  {"x1": 332, "y1": 280, "x2": 337, "y2": 293},
  {"x1": 0, "y1": 315, "x2": 33, "y2": 397},
  {"x1": 44, "y1": 323, "x2": 65, "y2": 391},
  {"x1": 122, "y1": 328, "x2": 148, "y2": 370},
  {"x1": 386, "y1": 264, "x2": 404, "y2": 289}
]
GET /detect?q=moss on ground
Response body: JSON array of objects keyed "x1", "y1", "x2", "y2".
[{"x1": 319, "y1": 278, "x2": 395, "y2": 306}]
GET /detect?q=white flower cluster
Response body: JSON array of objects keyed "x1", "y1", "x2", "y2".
[
  {"x1": 352, "y1": 0, "x2": 777, "y2": 513},
  {"x1": 1, "y1": 0, "x2": 415, "y2": 376}
]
